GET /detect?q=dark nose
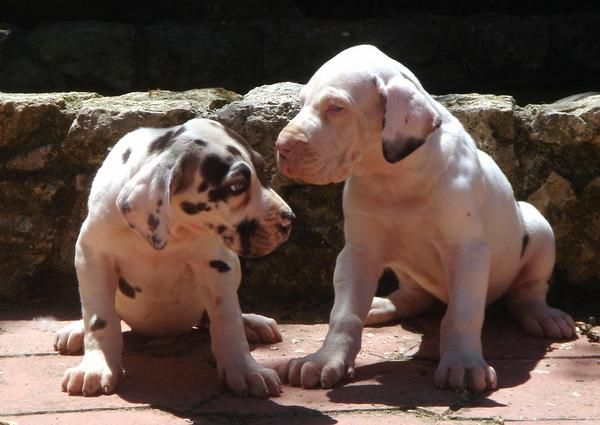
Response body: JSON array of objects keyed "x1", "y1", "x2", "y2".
[{"x1": 280, "y1": 210, "x2": 296, "y2": 228}]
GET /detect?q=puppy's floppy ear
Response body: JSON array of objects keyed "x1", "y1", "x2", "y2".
[
  {"x1": 375, "y1": 76, "x2": 441, "y2": 163},
  {"x1": 116, "y1": 153, "x2": 198, "y2": 250}
]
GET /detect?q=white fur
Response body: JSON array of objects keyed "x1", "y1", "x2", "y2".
[
  {"x1": 276, "y1": 45, "x2": 575, "y2": 392},
  {"x1": 55, "y1": 118, "x2": 293, "y2": 398}
]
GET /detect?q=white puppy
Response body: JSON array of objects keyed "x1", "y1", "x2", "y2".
[
  {"x1": 55, "y1": 118, "x2": 294, "y2": 397},
  {"x1": 275, "y1": 45, "x2": 575, "y2": 392}
]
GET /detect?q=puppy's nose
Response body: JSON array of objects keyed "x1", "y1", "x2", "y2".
[
  {"x1": 276, "y1": 133, "x2": 306, "y2": 159},
  {"x1": 279, "y1": 209, "x2": 296, "y2": 229}
]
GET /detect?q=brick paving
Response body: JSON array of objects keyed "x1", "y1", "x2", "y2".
[{"x1": 0, "y1": 305, "x2": 598, "y2": 425}]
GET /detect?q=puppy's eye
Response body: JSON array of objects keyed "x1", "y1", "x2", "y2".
[
  {"x1": 327, "y1": 104, "x2": 345, "y2": 113},
  {"x1": 229, "y1": 181, "x2": 247, "y2": 194},
  {"x1": 226, "y1": 163, "x2": 251, "y2": 195}
]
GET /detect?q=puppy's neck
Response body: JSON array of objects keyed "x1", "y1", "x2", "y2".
[{"x1": 349, "y1": 130, "x2": 447, "y2": 199}]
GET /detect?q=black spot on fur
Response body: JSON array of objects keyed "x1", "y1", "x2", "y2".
[
  {"x1": 217, "y1": 224, "x2": 227, "y2": 234},
  {"x1": 209, "y1": 260, "x2": 231, "y2": 273},
  {"x1": 208, "y1": 186, "x2": 231, "y2": 203},
  {"x1": 157, "y1": 199, "x2": 163, "y2": 207},
  {"x1": 521, "y1": 233, "x2": 530, "y2": 257},
  {"x1": 201, "y1": 154, "x2": 232, "y2": 187},
  {"x1": 194, "y1": 139, "x2": 208, "y2": 147},
  {"x1": 197, "y1": 181, "x2": 209, "y2": 192},
  {"x1": 90, "y1": 315, "x2": 107, "y2": 332},
  {"x1": 180, "y1": 201, "x2": 208, "y2": 215},
  {"x1": 226, "y1": 145, "x2": 242, "y2": 157},
  {"x1": 173, "y1": 126, "x2": 186, "y2": 138},
  {"x1": 208, "y1": 163, "x2": 252, "y2": 202},
  {"x1": 379, "y1": 89, "x2": 387, "y2": 131},
  {"x1": 236, "y1": 218, "x2": 259, "y2": 256},
  {"x1": 171, "y1": 152, "x2": 201, "y2": 196},
  {"x1": 119, "y1": 277, "x2": 141, "y2": 298},
  {"x1": 148, "y1": 130, "x2": 174, "y2": 153},
  {"x1": 150, "y1": 234, "x2": 164, "y2": 249},
  {"x1": 122, "y1": 148, "x2": 131, "y2": 163},
  {"x1": 119, "y1": 200, "x2": 132, "y2": 214},
  {"x1": 382, "y1": 137, "x2": 425, "y2": 163},
  {"x1": 147, "y1": 214, "x2": 160, "y2": 231},
  {"x1": 221, "y1": 126, "x2": 271, "y2": 187}
]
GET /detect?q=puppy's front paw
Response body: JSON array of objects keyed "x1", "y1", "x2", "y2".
[
  {"x1": 283, "y1": 347, "x2": 353, "y2": 389},
  {"x1": 62, "y1": 350, "x2": 122, "y2": 396},
  {"x1": 242, "y1": 313, "x2": 282, "y2": 344},
  {"x1": 54, "y1": 320, "x2": 84, "y2": 354},
  {"x1": 434, "y1": 350, "x2": 497, "y2": 392},
  {"x1": 219, "y1": 354, "x2": 282, "y2": 398}
]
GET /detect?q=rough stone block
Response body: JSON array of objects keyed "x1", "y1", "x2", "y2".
[{"x1": 0, "y1": 85, "x2": 597, "y2": 304}]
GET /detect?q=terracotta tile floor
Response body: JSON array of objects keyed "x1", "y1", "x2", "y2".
[{"x1": 0, "y1": 305, "x2": 598, "y2": 425}]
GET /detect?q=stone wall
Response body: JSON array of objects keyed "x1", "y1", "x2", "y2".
[
  {"x1": 1, "y1": 13, "x2": 600, "y2": 101},
  {"x1": 0, "y1": 85, "x2": 598, "y2": 311}
]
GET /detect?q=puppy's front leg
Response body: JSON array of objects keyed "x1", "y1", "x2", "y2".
[
  {"x1": 205, "y1": 259, "x2": 281, "y2": 398},
  {"x1": 62, "y1": 239, "x2": 123, "y2": 396},
  {"x1": 435, "y1": 239, "x2": 497, "y2": 392},
  {"x1": 284, "y1": 245, "x2": 380, "y2": 389}
]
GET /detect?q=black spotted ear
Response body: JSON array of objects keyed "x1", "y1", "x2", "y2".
[
  {"x1": 220, "y1": 124, "x2": 270, "y2": 187},
  {"x1": 116, "y1": 156, "x2": 173, "y2": 249},
  {"x1": 375, "y1": 76, "x2": 441, "y2": 164},
  {"x1": 116, "y1": 153, "x2": 198, "y2": 250},
  {"x1": 248, "y1": 149, "x2": 269, "y2": 187}
]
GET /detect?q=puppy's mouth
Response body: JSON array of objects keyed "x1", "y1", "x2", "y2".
[
  {"x1": 234, "y1": 218, "x2": 290, "y2": 258},
  {"x1": 277, "y1": 223, "x2": 292, "y2": 238},
  {"x1": 278, "y1": 152, "x2": 350, "y2": 185}
]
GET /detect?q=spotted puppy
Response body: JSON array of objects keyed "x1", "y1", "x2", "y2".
[
  {"x1": 276, "y1": 45, "x2": 575, "y2": 392},
  {"x1": 55, "y1": 118, "x2": 294, "y2": 397}
]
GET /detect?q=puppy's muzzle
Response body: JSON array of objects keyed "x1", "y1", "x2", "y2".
[{"x1": 275, "y1": 129, "x2": 308, "y2": 178}]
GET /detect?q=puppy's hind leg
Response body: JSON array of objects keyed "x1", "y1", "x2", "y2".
[
  {"x1": 365, "y1": 273, "x2": 436, "y2": 326},
  {"x1": 507, "y1": 202, "x2": 576, "y2": 339}
]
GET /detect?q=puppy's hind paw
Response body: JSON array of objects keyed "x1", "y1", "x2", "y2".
[
  {"x1": 510, "y1": 299, "x2": 576, "y2": 340},
  {"x1": 54, "y1": 320, "x2": 85, "y2": 354},
  {"x1": 242, "y1": 313, "x2": 282, "y2": 344},
  {"x1": 365, "y1": 296, "x2": 398, "y2": 326}
]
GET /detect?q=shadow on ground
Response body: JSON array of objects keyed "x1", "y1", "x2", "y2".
[
  {"x1": 323, "y1": 303, "x2": 570, "y2": 411},
  {"x1": 0, "y1": 298, "x2": 589, "y2": 424}
]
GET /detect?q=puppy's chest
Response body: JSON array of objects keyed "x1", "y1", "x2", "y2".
[
  {"x1": 362, "y1": 202, "x2": 446, "y2": 276},
  {"x1": 383, "y1": 226, "x2": 442, "y2": 268},
  {"x1": 117, "y1": 259, "x2": 195, "y2": 301},
  {"x1": 369, "y1": 201, "x2": 441, "y2": 246},
  {"x1": 112, "y1": 239, "x2": 209, "y2": 301}
]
